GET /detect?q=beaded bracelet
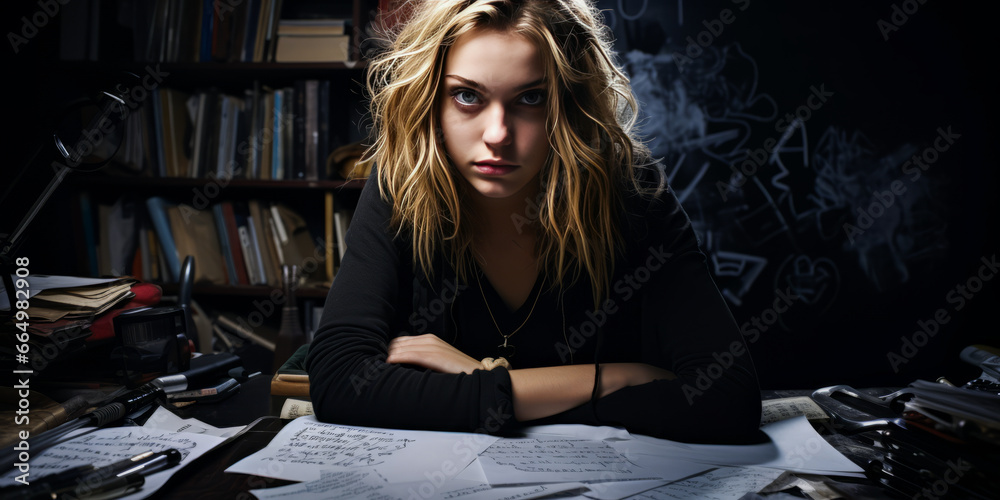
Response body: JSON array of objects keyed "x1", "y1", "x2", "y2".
[{"x1": 480, "y1": 357, "x2": 511, "y2": 370}]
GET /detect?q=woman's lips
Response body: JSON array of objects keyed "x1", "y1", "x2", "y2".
[{"x1": 473, "y1": 162, "x2": 518, "y2": 175}]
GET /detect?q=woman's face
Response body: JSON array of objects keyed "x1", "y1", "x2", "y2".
[{"x1": 439, "y1": 28, "x2": 550, "y2": 202}]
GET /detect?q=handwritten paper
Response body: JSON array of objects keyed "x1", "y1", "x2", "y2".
[
  {"x1": 580, "y1": 479, "x2": 671, "y2": 500},
  {"x1": 250, "y1": 471, "x2": 587, "y2": 500},
  {"x1": 0, "y1": 426, "x2": 227, "y2": 500},
  {"x1": 761, "y1": 397, "x2": 830, "y2": 425},
  {"x1": 477, "y1": 438, "x2": 659, "y2": 485},
  {"x1": 141, "y1": 405, "x2": 245, "y2": 437},
  {"x1": 226, "y1": 416, "x2": 498, "y2": 484},
  {"x1": 279, "y1": 399, "x2": 315, "y2": 419},
  {"x1": 629, "y1": 466, "x2": 784, "y2": 499},
  {"x1": 617, "y1": 416, "x2": 864, "y2": 477},
  {"x1": 250, "y1": 469, "x2": 397, "y2": 500}
]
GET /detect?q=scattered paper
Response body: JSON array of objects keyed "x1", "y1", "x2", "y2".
[
  {"x1": 250, "y1": 470, "x2": 586, "y2": 500},
  {"x1": 477, "y1": 437, "x2": 660, "y2": 485},
  {"x1": 581, "y1": 479, "x2": 671, "y2": 500},
  {"x1": 619, "y1": 416, "x2": 864, "y2": 477},
  {"x1": 761, "y1": 397, "x2": 830, "y2": 425},
  {"x1": 141, "y1": 405, "x2": 245, "y2": 437},
  {"x1": 226, "y1": 416, "x2": 498, "y2": 484},
  {"x1": 0, "y1": 425, "x2": 227, "y2": 500},
  {"x1": 279, "y1": 398, "x2": 314, "y2": 419},
  {"x1": 629, "y1": 466, "x2": 785, "y2": 499}
]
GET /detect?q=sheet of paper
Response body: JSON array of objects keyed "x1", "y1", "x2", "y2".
[
  {"x1": 141, "y1": 405, "x2": 245, "y2": 437},
  {"x1": 250, "y1": 469, "x2": 586, "y2": 500},
  {"x1": 249, "y1": 469, "x2": 396, "y2": 500},
  {"x1": 477, "y1": 437, "x2": 661, "y2": 485},
  {"x1": 0, "y1": 426, "x2": 226, "y2": 500},
  {"x1": 616, "y1": 416, "x2": 864, "y2": 477},
  {"x1": 760, "y1": 397, "x2": 830, "y2": 425},
  {"x1": 515, "y1": 424, "x2": 633, "y2": 441},
  {"x1": 629, "y1": 466, "x2": 785, "y2": 499},
  {"x1": 226, "y1": 416, "x2": 499, "y2": 484},
  {"x1": 581, "y1": 479, "x2": 671, "y2": 500}
]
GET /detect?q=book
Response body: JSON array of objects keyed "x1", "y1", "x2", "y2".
[
  {"x1": 150, "y1": 88, "x2": 168, "y2": 176},
  {"x1": 259, "y1": 88, "x2": 274, "y2": 180},
  {"x1": 233, "y1": 201, "x2": 265, "y2": 285},
  {"x1": 220, "y1": 201, "x2": 251, "y2": 285},
  {"x1": 146, "y1": 196, "x2": 181, "y2": 281},
  {"x1": 281, "y1": 86, "x2": 294, "y2": 178},
  {"x1": 304, "y1": 79, "x2": 319, "y2": 181},
  {"x1": 161, "y1": 88, "x2": 193, "y2": 178},
  {"x1": 241, "y1": 0, "x2": 261, "y2": 62},
  {"x1": 199, "y1": 0, "x2": 214, "y2": 62},
  {"x1": 212, "y1": 203, "x2": 239, "y2": 285},
  {"x1": 248, "y1": 200, "x2": 278, "y2": 286},
  {"x1": 277, "y1": 19, "x2": 346, "y2": 36},
  {"x1": 215, "y1": 312, "x2": 276, "y2": 351},
  {"x1": 263, "y1": 0, "x2": 284, "y2": 62},
  {"x1": 292, "y1": 79, "x2": 306, "y2": 180},
  {"x1": 259, "y1": 203, "x2": 284, "y2": 286},
  {"x1": 271, "y1": 88, "x2": 284, "y2": 180},
  {"x1": 252, "y1": 0, "x2": 270, "y2": 62},
  {"x1": 271, "y1": 203, "x2": 320, "y2": 284},
  {"x1": 105, "y1": 197, "x2": 138, "y2": 277},
  {"x1": 274, "y1": 34, "x2": 350, "y2": 62},
  {"x1": 316, "y1": 79, "x2": 330, "y2": 180},
  {"x1": 167, "y1": 203, "x2": 228, "y2": 284}
]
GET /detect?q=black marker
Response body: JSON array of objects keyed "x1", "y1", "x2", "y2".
[
  {"x1": 0, "y1": 449, "x2": 161, "y2": 500},
  {"x1": 117, "y1": 448, "x2": 183, "y2": 477},
  {"x1": 152, "y1": 352, "x2": 243, "y2": 393}
]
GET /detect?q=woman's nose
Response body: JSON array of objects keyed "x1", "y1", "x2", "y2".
[{"x1": 482, "y1": 105, "x2": 511, "y2": 147}]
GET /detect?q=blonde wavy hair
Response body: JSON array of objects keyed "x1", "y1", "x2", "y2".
[{"x1": 360, "y1": 0, "x2": 652, "y2": 306}]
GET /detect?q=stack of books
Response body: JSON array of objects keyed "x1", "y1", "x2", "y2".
[
  {"x1": 275, "y1": 18, "x2": 350, "y2": 63},
  {"x1": 1, "y1": 275, "x2": 140, "y2": 371}
]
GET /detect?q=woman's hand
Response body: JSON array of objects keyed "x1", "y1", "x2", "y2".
[{"x1": 386, "y1": 334, "x2": 482, "y2": 374}]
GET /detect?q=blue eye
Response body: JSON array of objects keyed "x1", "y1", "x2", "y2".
[
  {"x1": 519, "y1": 90, "x2": 545, "y2": 106},
  {"x1": 454, "y1": 90, "x2": 479, "y2": 106}
]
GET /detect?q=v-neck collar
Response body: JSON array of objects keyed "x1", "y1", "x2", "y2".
[{"x1": 474, "y1": 264, "x2": 545, "y2": 318}]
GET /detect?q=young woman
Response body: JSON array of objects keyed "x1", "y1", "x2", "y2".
[{"x1": 306, "y1": 0, "x2": 761, "y2": 443}]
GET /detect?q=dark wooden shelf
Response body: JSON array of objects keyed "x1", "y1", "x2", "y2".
[
  {"x1": 65, "y1": 175, "x2": 366, "y2": 191},
  {"x1": 159, "y1": 283, "x2": 330, "y2": 299}
]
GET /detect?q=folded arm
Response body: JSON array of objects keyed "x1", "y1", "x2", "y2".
[{"x1": 386, "y1": 333, "x2": 674, "y2": 421}]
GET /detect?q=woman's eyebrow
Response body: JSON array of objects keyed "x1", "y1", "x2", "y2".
[{"x1": 444, "y1": 74, "x2": 545, "y2": 91}]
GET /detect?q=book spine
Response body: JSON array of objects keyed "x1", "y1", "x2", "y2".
[
  {"x1": 238, "y1": 225, "x2": 260, "y2": 285},
  {"x1": 145, "y1": 196, "x2": 181, "y2": 281},
  {"x1": 304, "y1": 79, "x2": 319, "y2": 181},
  {"x1": 213, "y1": 204, "x2": 239, "y2": 285},
  {"x1": 222, "y1": 202, "x2": 251, "y2": 285},
  {"x1": 292, "y1": 79, "x2": 306, "y2": 180}
]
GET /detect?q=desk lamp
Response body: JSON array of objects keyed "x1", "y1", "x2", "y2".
[{"x1": 0, "y1": 71, "x2": 139, "y2": 317}]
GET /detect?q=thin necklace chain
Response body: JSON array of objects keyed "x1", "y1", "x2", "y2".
[{"x1": 474, "y1": 269, "x2": 542, "y2": 355}]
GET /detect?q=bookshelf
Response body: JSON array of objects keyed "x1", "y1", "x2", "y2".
[{"x1": 6, "y1": 0, "x2": 382, "y2": 372}]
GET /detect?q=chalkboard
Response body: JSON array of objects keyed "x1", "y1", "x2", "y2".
[{"x1": 596, "y1": 0, "x2": 997, "y2": 389}]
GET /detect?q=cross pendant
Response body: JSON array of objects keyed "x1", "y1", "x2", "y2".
[{"x1": 498, "y1": 338, "x2": 515, "y2": 359}]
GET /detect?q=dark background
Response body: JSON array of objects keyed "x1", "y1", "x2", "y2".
[
  {"x1": 595, "y1": 0, "x2": 998, "y2": 389},
  {"x1": 3, "y1": 0, "x2": 997, "y2": 390}
]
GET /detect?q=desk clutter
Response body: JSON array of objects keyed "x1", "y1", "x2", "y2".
[
  {"x1": 811, "y1": 345, "x2": 1000, "y2": 499},
  {"x1": 3, "y1": 269, "x2": 998, "y2": 500}
]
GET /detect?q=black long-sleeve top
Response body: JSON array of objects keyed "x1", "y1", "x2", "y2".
[{"x1": 306, "y1": 166, "x2": 761, "y2": 443}]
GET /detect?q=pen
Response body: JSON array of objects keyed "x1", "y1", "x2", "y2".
[
  {"x1": 0, "y1": 448, "x2": 179, "y2": 500},
  {"x1": 0, "y1": 454, "x2": 150, "y2": 500},
  {"x1": 117, "y1": 448, "x2": 183, "y2": 477},
  {"x1": 1, "y1": 473, "x2": 144, "y2": 500}
]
